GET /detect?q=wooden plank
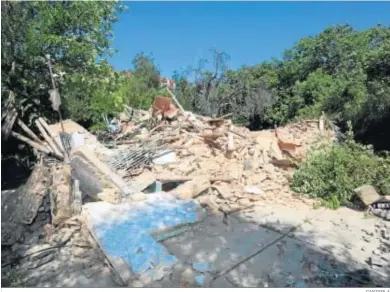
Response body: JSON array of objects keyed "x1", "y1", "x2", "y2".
[
  {"x1": 38, "y1": 117, "x2": 65, "y2": 153},
  {"x1": 11, "y1": 131, "x2": 54, "y2": 156},
  {"x1": 36, "y1": 118, "x2": 64, "y2": 156},
  {"x1": 16, "y1": 118, "x2": 45, "y2": 145},
  {"x1": 35, "y1": 119, "x2": 64, "y2": 159}
]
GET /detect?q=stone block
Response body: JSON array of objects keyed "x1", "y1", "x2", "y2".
[{"x1": 354, "y1": 185, "x2": 381, "y2": 206}]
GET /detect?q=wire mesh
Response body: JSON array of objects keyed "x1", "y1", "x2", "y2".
[{"x1": 103, "y1": 139, "x2": 161, "y2": 176}]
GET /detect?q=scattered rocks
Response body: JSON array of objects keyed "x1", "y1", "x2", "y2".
[
  {"x1": 380, "y1": 229, "x2": 389, "y2": 240},
  {"x1": 51, "y1": 227, "x2": 77, "y2": 245}
]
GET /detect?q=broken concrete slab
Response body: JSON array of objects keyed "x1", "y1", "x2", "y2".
[
  {"x1": 1, "y1": 164, "x2": 51, "y2": 225},
  {"x1": 163, "y1": 215, "x2": 282, "y2": 276},
  {"x1": 70, "y1": 149, "x2": 122, "y2": 203},
  {"x1": 170, "y1": 176, "x2": 211, "y2": 200},
  {"x1": 82, "y1": 192, "x2": 206, "y2": 286},
  {"x1": 122, "y1": 192, "x2": 147, "y2": 203},
  {"x1": 213, "y1": 183, "x2": 234, "y2": 199},
  {"x1": 354, "y1": 185, "x2": 381, "y2": 206},
  {"x1": 219, "y1": 234, "x2": 369, "y2": 287},
  {"x1": 50, "y1": 164, "x2": 73, "y2": 226},
  {"x1": 126, "y1": 170, "x2": 156, "y2": 194},
  {"x1": 153, "y1": 150, "x2": 177, "y2": 165}
]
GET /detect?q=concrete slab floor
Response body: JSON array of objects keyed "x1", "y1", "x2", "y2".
[
  {"x1": 6, "y1": 201, "x2": 387, "y2": 288},
  {"x1": 145, "y1": 212, "x2": 386, "y2": 288}
]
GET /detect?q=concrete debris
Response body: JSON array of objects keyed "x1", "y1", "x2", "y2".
[
  {"x1": 50, "y1": 164, "x2": 73, "y2": 226},
  {"x1": 244, "y1": 185, "x2": 265, "y2": 196},
  {"x1": 171, "y1": 176, "x2": 211, "y2": 200},
  {"x1": 354, "y1": 185, "x2": 381, "y2": 207},
  {"x1": 1, "y1": 164, "x2": 51, "y2": 225},
  {"x1": 71, "y1": 147, "x2": 129, "y2": 202},
  {"x1": 124, "y1": 192, "x2": 148, "y2": 202},
  {"x1": 51, "y1": 227, "x2": 78, "y2": 245},
  {"x1": 85, "y1": 108, "x2": 327, "y2": 213},
  {"x1": 153, "y1": 150, "x2": 177, "y2": 165},
  {"x1": 4, "y1": 98, "x2": 350, "y2": 288}
]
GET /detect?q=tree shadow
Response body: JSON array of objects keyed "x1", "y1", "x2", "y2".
[{"x1": 3, "y1": 203, "x2": 389, "y2": 288}]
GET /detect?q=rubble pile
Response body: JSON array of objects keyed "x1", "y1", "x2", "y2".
[
  {"x1": 4, "y1": 92, "x2": 389, "y2": 287},
  {"x1": 1, "y1": 216, "x2": 115, "y2": 287},
  {"x1": 96, "y1": 98, "x2": 336, "y2": 214}
]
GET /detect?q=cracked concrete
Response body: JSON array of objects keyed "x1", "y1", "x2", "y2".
[{"x1": 3, "y1": 199, "x2": 389, "y2": 288}]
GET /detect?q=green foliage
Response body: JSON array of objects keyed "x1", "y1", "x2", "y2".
[
  {"x1": 291, "y1": 123, "x2": 390, "y2": 208},
  {"x1": 116, "y1": 53, "x2": 167, "y2": 110},
  {"x1": 267, "y1": 25, "x2": 390, "y2": 140},
  {"x1": 63, "y1": 61, "x2": 124, "y2": 124},
  {"x1": 176, "y1": 25, "x2": 390, "y2": 148},
  {"x1": 1, "y1": 1, "x2": 124, "y2": 126}
]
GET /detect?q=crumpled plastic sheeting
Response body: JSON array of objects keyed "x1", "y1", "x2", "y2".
[{"x1": 85, "y1": 192, "x2": 202, "y2": 276}]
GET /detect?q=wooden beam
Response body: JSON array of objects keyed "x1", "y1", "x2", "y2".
[{"x1": 35, "y1": 119, "x2": 64, "y2": 159}]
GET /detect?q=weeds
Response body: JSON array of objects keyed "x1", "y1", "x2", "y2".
[{"x1": 292, "y1": 122, "x2": 390, "y2": 209}]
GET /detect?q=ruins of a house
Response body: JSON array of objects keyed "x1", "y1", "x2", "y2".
[{"x1": 2, "y1": 94, "x2": 389, "y2": 288}]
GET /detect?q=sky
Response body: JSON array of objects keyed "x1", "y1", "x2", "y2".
[{"x1": 109, "y1": 1, "x2": 390, "y2": 78}]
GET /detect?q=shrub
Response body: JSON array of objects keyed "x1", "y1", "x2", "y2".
[{"x1": 291, "y1": 123, "x2": 390, "y2": 208}]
